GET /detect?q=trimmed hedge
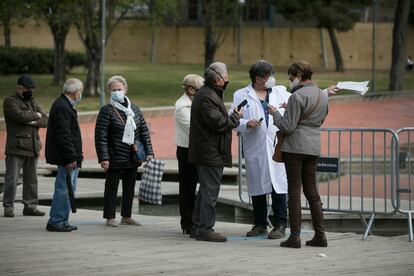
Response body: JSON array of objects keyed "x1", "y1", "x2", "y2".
[{"x1": 0, "y1": 46, "x2": 86, "y2": 74}]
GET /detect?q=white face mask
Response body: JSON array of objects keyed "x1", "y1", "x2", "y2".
[
  {"x1": 264, "y1": 76, "x2": 276, "y2": 89},
  {"x1": 290, "y1": 79, "x2": 300, "y2": 90},
  {"x1": 111, "y1": 89, "x2": 125, "y2": 102}
]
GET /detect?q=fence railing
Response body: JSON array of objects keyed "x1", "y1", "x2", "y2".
[{"x1": 237, "y1": 127, "x2": 414, "y2": 241}]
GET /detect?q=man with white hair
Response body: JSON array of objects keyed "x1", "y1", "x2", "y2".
[
  {"x1": 188, "y1": 62, "x2": 242, "y2": 242},
  {"x1": 45, "y1": 78, "x2": 84, "y2": 232}
]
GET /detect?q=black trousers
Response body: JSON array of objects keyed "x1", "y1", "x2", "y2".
[
  {"x1": 103, "y1": 167, "x2": 138, "y2": 219},
  {"x1": 251, "y1": 188, "x2": 287, "y2": 228},
  {"x1": 176, "y1": 146, "x2": 199, "y2": 231}
]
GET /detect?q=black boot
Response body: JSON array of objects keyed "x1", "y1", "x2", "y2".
[
  {"x1": 306, "y1": 233, "x2": 328, "y2": 247},
  {"x1": 280, "y1": 235, "x2": 301, "y2": 248}
]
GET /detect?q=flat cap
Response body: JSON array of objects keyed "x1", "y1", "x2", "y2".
[{"x1": 17, "y1": 74, "x2": 36, "y2": 88}]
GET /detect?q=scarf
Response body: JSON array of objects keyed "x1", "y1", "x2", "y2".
[{"x1": 110, "y1": 96, "x2": 136, "y2": 145}]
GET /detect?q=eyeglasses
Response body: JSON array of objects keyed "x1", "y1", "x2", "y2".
[{"x1": 209, "y1": 67, "x2": 227, "y2": 82}]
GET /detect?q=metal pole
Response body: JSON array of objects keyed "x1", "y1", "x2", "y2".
[
  {"x1": 371, "y1": 0, "x2": 377, "y2": 94},
  {"x1": 236, "y1": 0, "x2": 245, "y2": 66},
  {"x1": 99, "y1": 0, "x2": 106, "y2": 108}
]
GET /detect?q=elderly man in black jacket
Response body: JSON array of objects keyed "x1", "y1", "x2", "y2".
[
  {"x1": 45, "y1": 78, "x2": 83, "y2": 232},
  {"x1": 188, "y1": 62, "x2": 242, "y2": 242},
  {"x1": 3, "y1": 74, "x2": 48, "y2": 217}
]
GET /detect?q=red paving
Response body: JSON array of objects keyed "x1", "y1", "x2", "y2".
[{"x1": 1, "y1": 97, "x2": 414, "y2": 161}]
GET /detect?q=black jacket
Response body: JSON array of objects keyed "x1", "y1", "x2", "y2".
[
  {"x1": 188, "y1": 84, "x2": 240, "y2": 167},
  {"x1": 3, "y1": 93, "x2": 48, "y2": 157},
  {"x1": 94, "y1": 100, "x2": 153, "y2": 168},
  {"x1": 45, "y1": 94, "x2": 83, "y2": 167}
]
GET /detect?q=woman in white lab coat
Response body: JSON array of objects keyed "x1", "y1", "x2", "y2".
[{"x1": 231, "y1": 61, "x2": 290, "y2": 239}]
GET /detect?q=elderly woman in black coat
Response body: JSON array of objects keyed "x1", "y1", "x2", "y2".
[{"x1": 95, "y1": 75, "x2": 154, "y2": 227}]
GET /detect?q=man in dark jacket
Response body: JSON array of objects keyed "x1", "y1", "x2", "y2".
[
  {"x1": 188, "y1": 62, "x2": 242, "y2": 242},
  {"x1": 45, "y1": 78, "x2": 83, "y2": 232},
  {"x1": 3, "y1": 75, "x2": 48, "y2": 217}
]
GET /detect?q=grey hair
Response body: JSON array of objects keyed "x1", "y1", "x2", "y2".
[
  {"x1": 249, "y1": 60, "x2": 275, "y2": 84},
  {"x1": 107, "y1": 75, "x2": 128, "y2": 89},
  {"x1": 204, "y1": 62, "x2": 227, "y2": 84},
  {"x1": 63, "y1": 78, "x2": 83, "y2": 94}
]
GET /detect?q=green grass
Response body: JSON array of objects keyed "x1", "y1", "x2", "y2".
[{"x1": 1, "y1": 62, "x2": 413, "y2": 115}]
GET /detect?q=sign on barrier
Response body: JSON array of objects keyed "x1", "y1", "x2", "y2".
[{"x1": 316, "y1": 157, "x2": 339, "y2": 173}]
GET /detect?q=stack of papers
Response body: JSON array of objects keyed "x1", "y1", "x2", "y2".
[{"x1": 336, "y1": 81, "x2": 369, "y2": 95}]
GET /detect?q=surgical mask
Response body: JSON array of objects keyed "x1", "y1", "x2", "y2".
[
  {"x1": 75, "y1": 93, "x2": 82, "y2": 105},
  {"x1": 290, "y1": 79, "x2": 300, "y2": 90},
  {"x1": 264, "y1": 76, "x2": 276, "y2": 89},
  {"x1": 22, "y1": 90, "x2": 33, "y2": 100},
  {"x1": 111, "y1": 90, "x2": 125, "y2": 102}
]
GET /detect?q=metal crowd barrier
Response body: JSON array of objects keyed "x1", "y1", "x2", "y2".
[
  {"x1": 237, "y1": 127, "x2": 414, "y2": 241},
  {"x1": 396, "y1": 127, "x2": 414, "y2": 241}
]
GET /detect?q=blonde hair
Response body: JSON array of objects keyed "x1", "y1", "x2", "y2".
[{"x1": 182, "y1": 74, "x2": 204, "y2": 90}]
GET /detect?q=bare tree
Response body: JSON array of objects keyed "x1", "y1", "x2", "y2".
[
  {"x1": 0, "y1": 0, "x2": 28, "y2": 48},
  {"x1": 146, "y1": 0, "x2": 177, "y2": 63},
  {"x1": 389, "y1": 0, "x2": 411, "y2": 91},
  {"x1": 75, "y1": 0, "x2": 135, "y2": 96},
  {"x1": 32, "y1": 0, "x2": 77, "y2": 85},
  {"x1": 202, "y1": 0, "x2": 237, "y2": 68},
  {"x1": 274, "y1": 0, "x2": 371, "y2": 72}
]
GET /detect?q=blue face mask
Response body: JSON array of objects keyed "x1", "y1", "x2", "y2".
[
  {"x1": 111, "y1": 90, "x2": 125, "y2": 102},
  {"x1": 75, "y1": 93, "x2": 82, "y2": 105}
]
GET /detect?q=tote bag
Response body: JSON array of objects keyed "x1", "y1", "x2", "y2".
[{"x1": 138, "y1": 158, "x2": 165, "y2": 205}]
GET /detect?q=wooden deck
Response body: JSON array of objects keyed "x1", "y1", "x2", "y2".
[{"x1": 0, "y1": 204, "x2": 413, "y2": 275}]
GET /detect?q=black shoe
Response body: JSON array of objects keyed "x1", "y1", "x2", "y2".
[
  {"x1": 4, "y1": 208, "x2": 14, "y2": 217},
  {"x1": 46, "y1": 223, "x2": 72, "y2": 232},
  {"x1": 306, "y1": 234, "x2": 328, "y2": 247},
  {"x1": 246, "y1": 225, "x2": 268, "y2": 237},
  {"x1": 280, "y1": 235, "x2": 301, "y2": 248},
  {"x1": 23, "y1": 208, "x2": 45, "y2": 216},
  {"x1": 64, "y1": 224, "x2": 78, "y2": 231},
  {"x1": 196, "y1": 231, "x2": 227, "y2": 242}
]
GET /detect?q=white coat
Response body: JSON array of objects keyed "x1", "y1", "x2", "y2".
[
  {"x1": 231, "y1": 84, "x2": 291, "y2": 196},
  {"x1": 174, "y1": 93, "x2": 192, "y2": 148}
]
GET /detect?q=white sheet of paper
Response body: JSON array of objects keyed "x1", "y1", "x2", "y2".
[{"x1": 336, "y1": 81, "x2": 370, "y2": 95}]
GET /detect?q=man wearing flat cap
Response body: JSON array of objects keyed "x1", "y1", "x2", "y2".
[{"x1": 2, "y1": 74, "x2": 48, "y2": 217}]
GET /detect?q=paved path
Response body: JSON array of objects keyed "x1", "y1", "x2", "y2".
[
  {"x1": 1, "y1": 97, "x2": 414, "y2": 160},
  {"x1": 1, "y1": 204, "x2": 413, "y2": 275}
]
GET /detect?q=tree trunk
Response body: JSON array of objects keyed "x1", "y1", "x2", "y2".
[
  {"x1": 150, "y1": 28, "x2": 156, "y2": 63},
  {"x1": 3, "y1": 22, "x2": 11, "y2": 48},
  {"x1": 50, "y1": 25, "x2": 70, "y2": 85},
  {"x1": 389, "y1": 0, "x2": 410, "y2": 91},
  {"x1": 84, "y1": 47, "x2": 101, "y2": 97},
  {"x1": 327, "y1": 27, "x2": 344, "y2": 72},
  {"x1": 204, "y1": 24, "x2": 217, "y2": 68}
]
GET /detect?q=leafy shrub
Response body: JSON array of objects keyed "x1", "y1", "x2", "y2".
[{"x1": 0, "y1": 46, "x2": 86, "y2": 74}]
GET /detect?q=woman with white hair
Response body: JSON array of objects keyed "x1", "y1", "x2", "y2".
[
  {"x1": 95, "y1": 75, "x2": 154, "y2": 227},
  {"x1": 174, "y1": 74, "x2": 204, "y2": 234}
]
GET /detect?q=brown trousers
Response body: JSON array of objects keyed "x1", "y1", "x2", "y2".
[{"x1": 283, "y1": 152, "x2": 325, "y2": 236}]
